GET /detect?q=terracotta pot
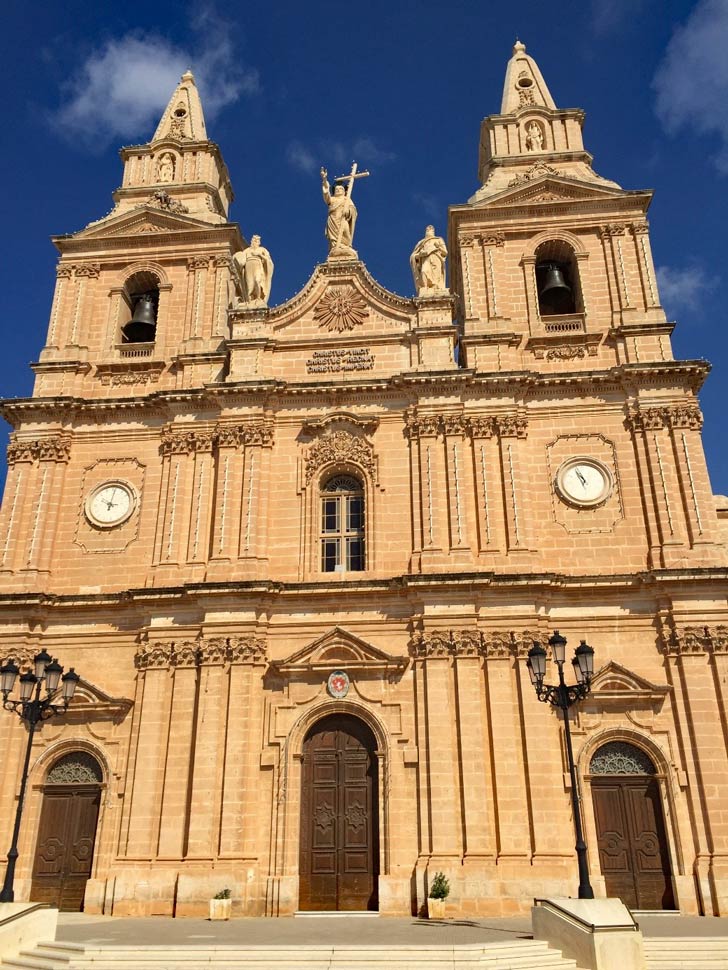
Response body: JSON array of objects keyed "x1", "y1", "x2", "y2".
[
  {"x1": 428, "y1": 897, "x2": 446, "y2": 919},
  {"x1": 209, "y1": 897, "x2": 232, "y2": 921}
]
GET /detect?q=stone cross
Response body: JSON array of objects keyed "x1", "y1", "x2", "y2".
[{"x1": 334, "y1": 162, "x2": 370, "y2": 199}]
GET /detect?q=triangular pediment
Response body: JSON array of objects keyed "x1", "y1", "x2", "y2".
[
  {"x1": 74, "y1": 206, "x2": 215, "y2": 239},
  {"x1": 589, "y1": 661, "x2": 670, "y2": 701},
  {"x1": 272, "y1": 627, "x2": 407, "y2": 672},
  {"x1": 484, "y1": 175, "x2": 628, "y2": 208}
]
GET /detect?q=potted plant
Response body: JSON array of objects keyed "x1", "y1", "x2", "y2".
[
  {"x1": 427, "y1": 871, "x2": 450, "y2": 918},
  {"x1": 210, "y1": 887, "x2": 232, "y2": 921}
]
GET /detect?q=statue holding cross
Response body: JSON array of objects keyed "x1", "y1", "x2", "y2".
[{"x1": 320, "y1": 162, "x2": 369, "y2": 259}]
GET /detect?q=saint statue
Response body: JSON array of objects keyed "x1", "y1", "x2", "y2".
[
  {"x1": 234, "y1": 235, "x2": 274, "y2": 307},
  {"x1": 321, "y1": 167, "x2": 358, "y2": 258},
  {"x1": 525, "y1": 121, "x2": 544, "y2": 152},
  {"x1": 156, "y1": 152, "x2": 175, "y2": 183},
  {"x1": 410, "y1": 225, "x2": 448, "y2": 295}
]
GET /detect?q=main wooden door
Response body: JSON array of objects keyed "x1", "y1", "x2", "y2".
[
  {"x1": 591, "y1": 743, "x2": 674, "y2": 910},
  {"x1": 31, "y1": 752, "x2": 102, "y2": 911},
  {"x1": 299, "y1": 714, "x2": 379, "y2": 911}
]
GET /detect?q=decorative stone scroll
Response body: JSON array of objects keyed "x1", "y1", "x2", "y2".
[
  {"x1": 0, "y1": 647, "x2": 35, "y2": 670},
  {"x1": 7, "y1": 435, "x2": 71, "y2": 465},
  {"x1": 46, "y1": 752, "x2": 103, "y2": 785},
  {"x1": 507, "y1": 162, "x2": 558, "y2": 187},
  {"x1": 408, "y1": 629, "x2": 539, "y2": 660},
  {"x1": 305, "y1": 430, "x2": 376, "y2": 484},
  {"x1": 135, "y1": 635, "x2": 267, "y2": 670}
]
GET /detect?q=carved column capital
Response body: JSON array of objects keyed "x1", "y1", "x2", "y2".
[
  {"x1": 7, "y1": 435, "x2": 71, "y2": 465},
  {"x1": 496, "y1": 415, "x2": 528, "y2": 438}
]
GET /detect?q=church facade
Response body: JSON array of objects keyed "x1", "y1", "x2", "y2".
[{"x1": 1, "y1": 45, "x2": 728, "y2": 919}]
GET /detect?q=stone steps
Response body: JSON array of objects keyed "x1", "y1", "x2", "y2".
[
  {"x1": 644, "y1": 937, "x2": 728, "y2": 969},
  {"x1": 0, "y1": 939, "x2": 579, "y2": 970}
]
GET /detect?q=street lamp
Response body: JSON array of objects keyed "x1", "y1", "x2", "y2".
[
  {"x1": 526, "y1": 630, "x2": 595, "y2": 899},
  {"x1": 0, "y1": 650, "x2": 80, "y2": 902}
]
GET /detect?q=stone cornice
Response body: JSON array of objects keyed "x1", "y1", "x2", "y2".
[
  {"x1": 2, "y1": 359, "x2": 711, "y2": 427},
  {"x1": 0, "y1": 568, "x2": 726, "y2": 616}
]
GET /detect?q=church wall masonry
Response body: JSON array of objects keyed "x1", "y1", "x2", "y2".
[{"x1": 1, "y1": 46, "x2": 728, "y2": 918}]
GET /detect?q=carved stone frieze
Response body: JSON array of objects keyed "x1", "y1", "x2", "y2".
[
  {"x1": 404, "y1": 414, "x2": 441, "y2": 439},
  {"x1": 627, "y1": 404, "x2": 703, "y2": 433},
  {"x1": 496, "y1": 415, "x2": 528, "y2": 438},
  {"x1": 408, "y1": 629, "x2": 535, "y2": 660},
  {"x1": 74, "y1": 263, "x2": 101, "y2": 278},
  {"x1": 160, "y1": 428, "x2": 216, "y2": 456},
  {"x1": 441, "y1": 414, "x2": 467, "y2": 436},
  {"x1": 659, "y1": 624, "x2": 728, "y2": 656},
  {"x1": 630, "y1": 223, "x2": 650, "y2": 236},
  {"x1": 135, "y1": 635, "x2": 268, "y2": 669},
  {"x1": 545, "y1": 346, "x2": 586, "y2": 362},
  {"x1": 467, "y1": 416, "x2": 497, "y2": 439},
  {"x1": 242, "y1": 423, "x2": 274, "y2": 447},
  {"x1": 481, "y1": 232, "x2": 505, "y2": 247},
  {"x1": 56, "y1": 263, "x2": 74, "y2": 279},
  {"x1": 599, "y1": 224, "x2": 628, "y2": 237},
  {"x1": 305, "y1": 431, "x2": 376, "y2": 483},
  {"x1": 7, "y1": 435, "x2": 71, "y2": 465},
  {"x1": 187, "y1": 256, "x2": 211, "y2": 270}
]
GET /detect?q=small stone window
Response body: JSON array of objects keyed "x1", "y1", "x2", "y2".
[
  {"x1": 590, "y1": 741, "x2": 656, "y2": 776},
  {"x1": 320, "y1": 475, "x2": 365, "y2": 573},
  {"x1": 121, "y1": 271, "x2": 159, "y2": 344}
]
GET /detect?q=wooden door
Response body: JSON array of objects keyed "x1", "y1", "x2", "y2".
[
  {"x1": 592, "y1": 776, "x2": 674, "y2": 909},
  {"x1": 299, "y1": 714, "x2": 379, "y2": 911},
  {"x1": 31, "y1": 786, "x2": 100, "y2": 911}
]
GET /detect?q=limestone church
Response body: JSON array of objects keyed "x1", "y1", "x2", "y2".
[{"x1": 1, "y1": 43, "x2": 727, "y2": 919}]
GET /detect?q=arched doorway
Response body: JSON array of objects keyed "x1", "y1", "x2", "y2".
[
  {"x1": 590, "y1": 741, "x2": 675, "y2": 909},
  {"x1": 31, "y1": 751, "x2": 103, "y2": 911},
  {"x1": 299, "y1": 713, "x2": 379, "y2": 911}
]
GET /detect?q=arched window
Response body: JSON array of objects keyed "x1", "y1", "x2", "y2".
[
  {"x1": 590, "y1": 741, "x2": 656, "y2": 776},
  {"x1": 535, "y1": 239, "x2": 580, "y2": 316},
  {"x1": 320, "y1": 475, "x2": 365, "y2": 573},
  {"x1": 121, "y1": 271, "x2": 160, "y2": 344}
]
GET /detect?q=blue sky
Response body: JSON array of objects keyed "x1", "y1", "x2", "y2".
[{"x1": 1, "y1": 0, "x2": 727, "y2": 492}]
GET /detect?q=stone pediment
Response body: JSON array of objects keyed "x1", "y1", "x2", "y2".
[
  {"x1": 271, "y1": 627, "x2": 408, "y2": 674},
  {"x1": 588, "y1": 661, "x2": 670, "y2": 704},
  {"x1": 264, "y1": 260, "x2": 414, "y2": 335},
  {"x1": 478, "y1": 175, "x2": 627, "y2": 209},
  {"x1": 58, "y1": 677, "x2": 133, "y2": 723},
  {"x1": 75, "y1": 206, "x2": 215, "y2": 239}
]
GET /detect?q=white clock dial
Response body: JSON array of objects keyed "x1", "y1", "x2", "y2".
[
  {"x1": 556, "y1": 458, "x2": 612, "y2": 508},
  {"x1": 85, "y1": 481, "x2": 136, "y2": 528}
]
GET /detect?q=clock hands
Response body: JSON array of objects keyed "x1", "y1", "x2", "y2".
[{"x1": 575, "y1": 468, "x2": 588, "y2": 489}]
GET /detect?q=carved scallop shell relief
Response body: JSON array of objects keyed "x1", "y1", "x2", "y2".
[{"x1": 314, "y1": 285, "x2": 368, "y2": 332}]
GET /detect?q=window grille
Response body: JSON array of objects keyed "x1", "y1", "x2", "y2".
[
  {"x1": 589, "y1": 741, "x2": 656, "y2": 776},
  {"x1": 46, "y1": 752, "x2": 103, "y2": 785}
]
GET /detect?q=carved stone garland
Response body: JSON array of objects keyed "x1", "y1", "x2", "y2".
[{"x1": 305, "y1": 430, "x2": 376, "y2": 484}]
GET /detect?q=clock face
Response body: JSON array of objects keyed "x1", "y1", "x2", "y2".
[
  {"x1": 85, "y1": 481, "x2": 136, "y2": 528},
  {"x1": 555, "y1": 458, "x2": 612, "y2": 508}
]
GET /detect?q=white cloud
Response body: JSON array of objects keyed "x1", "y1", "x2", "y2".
[
  {"x1": 590, "y1": 0, "x2": 648, "y2": 34},
  {"x1": 286, "y1": 141, "x2": 317, "y2": 174},
  {"x1": 656, "y1": 263, "x2": 719, "y2": 315},
  {"x1": 52, "y1": 9, "x2": 258, "y2": 149},
  {"x1": 653, "y1": 0, "x2": 728, "y2": 172},
  {"x1": 412, "y1": 192, "x2": 441, "y2": 220},
  {"x1": 287, "y1": 136, "x2": 395, "y2": 174}
]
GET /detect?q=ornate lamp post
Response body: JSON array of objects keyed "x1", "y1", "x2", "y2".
[
  {"x1": 527, "y1": 630, "x2": 595, "y2": 899},
  {"x1": 0, "y1": 650, "x2": 80, "y2": 902}
]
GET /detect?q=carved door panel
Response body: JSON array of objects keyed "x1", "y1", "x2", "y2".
[
  {"x1": 592, "y1": 777, "x2": 674, "y2": 910},
  {"x1": 299, "y1": 715, "x2": 378, "y2": 911},
  {"x1": 31, "y1": 787, "x2": 100, "y2": 911}
]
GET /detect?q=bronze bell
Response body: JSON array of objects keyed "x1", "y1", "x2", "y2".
[
  {"x1": 537, "y1": 262, "x2": 574, "y2": 315},
  {"x1": 122, "y1": 296, "x2": 157, "y2": 343}
]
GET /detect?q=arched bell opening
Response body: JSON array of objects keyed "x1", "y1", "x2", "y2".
[
  {"x1": 298, "y1": 712, "x2": 379, "y2": 912},
  {"x1": 535, "y1": 239, "x2": 580, "y2": 316},
  {"x1": 30, "y1": 750, "x2": 103, "y2": 911},
  {"x1": 589, "y1": 740, "x2": 676, "y2": 910},
  {"x1": 121, "y1": 270, "x2": 160, "y2": 344}
]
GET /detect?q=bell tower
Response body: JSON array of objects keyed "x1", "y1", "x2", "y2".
[
  {"x1": 448, "y1": 42, "x2": 722, "y2": 570},
  {"x1": 33, "y1": 72, "x2": 244, "y2": 400}
]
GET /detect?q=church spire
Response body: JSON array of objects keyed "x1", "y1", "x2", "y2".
[
  {"x1": 500, "y1": 40, "x2": 556, "y2": 114},
  {"x1": 152, "y1": 70, "x2": 208, "y2": 142}
]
